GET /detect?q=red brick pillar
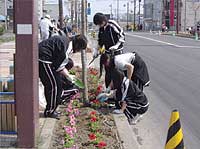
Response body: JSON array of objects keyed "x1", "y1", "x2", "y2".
[{"x1": 14, "y1": 0, "x2": 39, "y2": 148}]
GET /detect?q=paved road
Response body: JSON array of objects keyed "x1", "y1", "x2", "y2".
[{"x1": 124, "y1": 32, "x2": 200, "y2": 149}]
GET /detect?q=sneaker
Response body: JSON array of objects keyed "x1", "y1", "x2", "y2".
[
  {"x1": 112, "y1": 109, "x2": 124, "y2": 114},
  {"x1": 44, "y1": 111, "x2": 60, "y2": 119},
  {"x1": 128, "y1": 114, "x2": 143, "y2": 125}
]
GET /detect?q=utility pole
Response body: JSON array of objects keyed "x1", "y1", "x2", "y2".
[
  {"x1": 81, "y1": 0, "x2": 88, "y2": 103},
  {"x1": 14, "y1": 0, "x2": 38, "y2": 147},
  {"x1": 59, "y1": 0, "x2": 64, "y2": 28},
  {"x1": 127, "y1": 2, "x2": 129, "y2": 31},
  {"x1": 85, "y1": 0, "x2": 88, "y2": 32},
  {"x1": 77, "y1": 0, "x2": 81, "y2": 28},
  {"x1": 117, "y1": 0, "x2": 119, "y2": 22},
  {"x1": 133, "y1": 0, "x2": 136, "y2": 30},
  {"x1": 184, "y1": 0, "x2": 186, "y2": 31},
  {"x1": 176, "y1": 0, "x2": 179, "y2": 34},
  {"x1": 75, "y1": 0, "x2": 78, "y2": 25},
  {"x1": 4, "y1": 0, "x2": 7, "y2": 30},
  {"x1": 152, "y1": 3, "x2": 154, "y2": 30},
  {"x1": 71, "y1": 0, "x2": 74, "y2": 24},
  {"x1": 110, "y1": 4, "x2": 113, "y2": 19},
  {"x1": 139, "y1": 0, "x2": 141, "y2": 26}
]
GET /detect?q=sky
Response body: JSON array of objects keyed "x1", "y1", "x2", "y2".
[
  {"x1": 44, "y1": 0, "x2": 144, "y2": 22},
  {"x1": 87, "y1": 0, "x2": 144, "y2": 22}
]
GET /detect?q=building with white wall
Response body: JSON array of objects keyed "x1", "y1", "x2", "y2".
[{"x1": 181, "y1": 0, "x2": 200, "y2": 31}]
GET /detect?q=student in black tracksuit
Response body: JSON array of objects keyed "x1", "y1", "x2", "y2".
[
  {"x1": 39, "y1": 34, "x2": 87, "y2": 118},
  {"x1": 100, "y1": 52, "x2": 150, "y2": 91},
  {"x1": 110, "y1": 68, "x2": 149, "y2": 125},
  {"x1": 93, "y1": 13, "x2": 125, "y2": 56},
  {"x1": 93, "y1": 13, "x2": 125, "y2": 87}
]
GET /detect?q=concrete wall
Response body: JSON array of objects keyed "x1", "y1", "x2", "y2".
[
  {"x1": 0, "y1": 0, "x2": 5, "y2": 16},
  {"x1": 143, "y1": 0, "x2": 162, "y2": 30},
  {"x1": 0, "y1": 0, "x2": 13, "y2": 16},
  {"x1": 181, "y1": 0, "x2": 200, "y2": 31}
]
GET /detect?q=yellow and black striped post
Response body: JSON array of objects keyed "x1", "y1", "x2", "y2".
[{"x1": 165, "y1": 110, "x2": 184, "y2": 149}]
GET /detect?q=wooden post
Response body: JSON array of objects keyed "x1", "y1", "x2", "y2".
[{"x1": 14, "y1": 0, "x2": 39, "y2": 147}]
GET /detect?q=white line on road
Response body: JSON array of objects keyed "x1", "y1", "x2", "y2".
[{"x1": 127, "y1": 33, "x2": 200, "y2": 49}]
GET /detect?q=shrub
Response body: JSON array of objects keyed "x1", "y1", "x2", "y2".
[{"x1": 0, "y1": 24, "x2": 5, "y2": 35}]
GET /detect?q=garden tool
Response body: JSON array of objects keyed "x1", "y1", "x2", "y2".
[
  {"x1": 88, "y1": 53, "x2": 99, "y2": 66},
  {"x1": 88, "y1": 46, "x2": 105, "y2": 66}
]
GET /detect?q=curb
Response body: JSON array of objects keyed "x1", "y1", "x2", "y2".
[
  {"x1": 162, "y1": 33, "x2": 199, "y2": 40},
  {"x1": 38, "y1": 116, "x2": 57, "y2": 149},
  {"x1": 113, "y1": 114, "x2": 139, "y2": 149}
]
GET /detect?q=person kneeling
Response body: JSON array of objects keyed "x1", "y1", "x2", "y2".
[{"x1": 110, "y1": 68, "x2": 149, "y2": 125}]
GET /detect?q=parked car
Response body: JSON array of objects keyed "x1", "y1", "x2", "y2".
[{"x1": 0, "y1": 15, "x2": 6, "y2": 22}]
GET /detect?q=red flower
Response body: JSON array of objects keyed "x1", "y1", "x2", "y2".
[
  {"x1": 89, "y1": 68, "x2": 98, "y2": 75},
  {"x1": 96, "y1": 141, "x2": 107, "y2": 148},
  {"x1": 92, "y1": 99, "x2": 99, "y2": 104},
  {"x1": 97, "y1": 85, "x2": 103, "y2": 93},
  {"x1": 91, "y1": 116, "x2": 97, "y2": 122},
  {"x1": 88, "y1": 133, "x2": 96, "y2": 140},
  {"x1": 90, "y1": 111, "x2": 97, "y2": 115}
]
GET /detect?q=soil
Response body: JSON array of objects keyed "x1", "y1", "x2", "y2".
[
  {"x1": 50, "y1": 104, "x2": 123, "y2": 149},
  {"x1": 51, "y1": 66, "x2": 123, "y2": 149}
]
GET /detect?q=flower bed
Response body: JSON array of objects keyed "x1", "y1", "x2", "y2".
[{"x1": 50, "y1": 67, "x2": 123, "y2": 149}]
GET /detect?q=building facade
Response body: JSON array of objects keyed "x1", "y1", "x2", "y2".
[
  {"x1": 144, "y1": 0, "x2": 200, "y2": 31},
  {"x1": 143, "y1": 0, "x2": 163, "y2": 30},
  {"x1": 180, "y1": 0, "x2": 200, "y2": 31}
]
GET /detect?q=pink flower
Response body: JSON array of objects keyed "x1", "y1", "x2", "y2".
[
  {"x1": 61, "y1": 139, "x2": 65, "y2": 145},
  {"x1": 64, "y1": 126, "x2": 73, "y2": 135},
  {"x1": 74, "y1": 108, "x2": 80, "y2": 116},
  {"x1": 67, "y1": 103, "x2": 73, "y2": 113},
  {"x1": 70, "y1": 99, "x2": 74, "y2": 104},
  {"x1": 70, "y1": 118, "x2": 76, "y2": 126},
  {"x1": 72, "y1": 127, "x2": 77, "y2": 133},
  {"x1": 69, "y1": 114, "x2": 75, "y2": 120},
  {"x1": 72, "y1": 92, "x2": 80, "y2": 99},
  {"x1": 67, "y1": 107, "x2": 73, "y2": 113},
  {"x1": 64, "y1": 125, "x2": 76, "y2": 138}
]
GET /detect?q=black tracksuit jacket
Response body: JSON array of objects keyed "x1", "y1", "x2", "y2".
[
  {"x1": 39, "y1": 35, "x2": 69, "y2": 71},
  {"x1": 98, "y1": 20, "x2": 125, "y2": 52}
]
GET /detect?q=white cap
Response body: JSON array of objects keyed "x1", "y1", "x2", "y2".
[{"x1": 45, "y1": 14, "x2": 51, "y2": 19}]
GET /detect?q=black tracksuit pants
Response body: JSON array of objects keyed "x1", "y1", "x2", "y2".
[{"x1": 39, "y1": 61, "x2": 62, "y2": 114}]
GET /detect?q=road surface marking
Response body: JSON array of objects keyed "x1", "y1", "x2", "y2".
[{"x1": 127, "y1": 33, "x2": 200, "y2": 49}]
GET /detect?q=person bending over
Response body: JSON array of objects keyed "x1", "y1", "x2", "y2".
[{"x1": 39, "y1": 34, "x2": 87, "y2": 118}]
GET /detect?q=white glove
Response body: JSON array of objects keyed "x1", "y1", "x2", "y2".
[
  {"x1": 92, "y1": 48, "x2": 99, "y2": 58},
  {"x1": 106, "y1": 89, "x2": 117, "y2": 98},
  {"x1": 66, "y1": 74, "x2": 76, "y2": 83},
  {"x1": 109, "y1": 45, "x2": 118, "y2": 51},
  {"x1": 105, "y1": 87, "x2": 111, "y2": 93}
]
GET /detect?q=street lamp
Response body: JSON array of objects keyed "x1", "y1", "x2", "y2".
[
  {"x1": 124, "y1": 2, "x2": 129, "y2": 31},
  {"x1": 109, "y1": 4, "x2": 113, "y2": 19},
  {"x1": 138, "y1": 0, "x2": 141, "y2": 26}
]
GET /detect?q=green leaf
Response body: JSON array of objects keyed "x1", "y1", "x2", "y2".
[
  {"x1": 69, "y1": 70, "x2": 76, "y2": 75},
  {"x1": 74, "y1": 78, "x2": 84, "y2": 89}
]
